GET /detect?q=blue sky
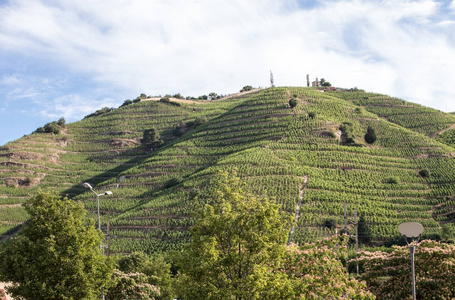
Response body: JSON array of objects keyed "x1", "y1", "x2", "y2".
[{"x1": 1, "y1": 0, "x2": 455, "y2": 146}]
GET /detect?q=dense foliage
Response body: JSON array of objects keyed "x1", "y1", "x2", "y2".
[
  {"x1": 0, "y1": 191, "x2": 113, "y2": 300},
  {"x1": 176, "y1": 171, "x2": 293, "y2": 299},
  {"x1": 284, "y1": 236, "x2": 375, "y2": 299},
  {"x1": 357, "y1": 240, "x2": 455, "y2": 299}
]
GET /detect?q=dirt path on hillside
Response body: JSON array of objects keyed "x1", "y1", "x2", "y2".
[
  {"x1": 429, "y1": 123, "x2": 455, "y2": 138},
  {"x1": 287, "y1": 175, "x2": 308, "y2": 245}
]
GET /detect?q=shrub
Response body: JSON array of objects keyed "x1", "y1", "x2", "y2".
[
  {"x1": 194, "y1": 116, "x2": 207, "y2": 126},
  {"x1": 419, "y1": 169, "x2": 430, "y2": 178},
  {"x1": 364, "y1": 126, "x2": 377, "y2": 144},
  {"x1": 35, "y1": 127, "x2": 45, "y2": 133},
  {"x1": 57, "y1": 117, "x2": 66, "y2": 127},
  {"x1": 289, "y1": 98, "x2": 298, "y2": 108},
  {"x1": 323, "y1": 218, "x2": 337, "y2": 230},
  {"x1": 385, "y1": 176, "x2": 400, "y2": 184},
  {"x1": 44, "y1": 121, "x2": 61, "y2": 134},
  {"x1": 83, "y1": 107, "x2": 114, "y2": 119},
  {"x1": 308, "y1": 112, "x2": 316, "y2": 119},
  {"x1": 164, "y1": 178, "x2": 180, "y2": 188},
  {"x1": 159, "y1": 96, "x2": 170, "y2": 103},
  {"x1": 239, "y1": 85, "x2": 253, "y2": 92}
]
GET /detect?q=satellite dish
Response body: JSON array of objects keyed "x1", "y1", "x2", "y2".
[{"x1": 398, "y1": 222, "x2": 424, "y2": 238}]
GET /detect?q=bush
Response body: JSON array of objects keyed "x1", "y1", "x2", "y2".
[
  {"x1": 289, "y1": 98, "x2": 298, "y2": 108},
  {"x1": 364, "y1": 126, "x2": 377, "y2": 144},
  {"x1": 308, "y1": 112, "x2": 316, "y2": 119},
  {"x1": 164, "y1": 178, "x2": 180, "y2": 188},
  {"x1": 44, "y1": 121, "x2": 61, "y2": 134},
  {"x1": 83, "y1": 107, "x2": 114, "y2": 119},
  {"x1": 385, "y1": 176, "x2": 400, "y2": 184},
  {"x1": 194, "y1": 116, "x2": 207, "y2": 126},
  {"x1": 57, "y1": 117, "x2": 66, "y2": 127},
  {"x1": 35, "y1": 127, "x2": 45, "y2": 133},
  {"x1": 239, "y1": 85, "x2": 253, "y2": 92},
  {"x1": 159, "y1": 96, "x2": 170, "y2": 103},
  {"x1": 419, "y1": 169, "x2": 430, "y2": 178},
  {"x1": 323, "y1": 218, "x2": 337, "y2": 230}
]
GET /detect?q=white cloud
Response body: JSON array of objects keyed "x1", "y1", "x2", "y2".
[
  {"x1": 38, "y1": 94, "x2": 119, "y2": 121},
  {"x1": 0, "y1": 0, "x2": 454, "y2": 114}
]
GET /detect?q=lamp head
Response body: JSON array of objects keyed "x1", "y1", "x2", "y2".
[
  {"x1": 398, "y1": 222, "x2": 424, "y2": 238},
  {"x1": 82, "y1": 182, "x2": 93, "y2": 190}
]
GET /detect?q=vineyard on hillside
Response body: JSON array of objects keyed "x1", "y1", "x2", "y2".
[{"x1": 1, "y1": 87, "x2": 455, "y2": 254}]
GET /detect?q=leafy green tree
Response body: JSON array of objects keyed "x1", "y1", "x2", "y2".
[
  {"x1": 57, "y1": 117, "x2": 66, "y2": 127},
  {"x1": 419, "y1": 169, "x2": 430, "y2": 178},
  {"x1": 0, "y1": 191, "x2": 114, "y2": 300},
  {"x1": 120, "y1": 99, "x2": 133, "y2": 107},
  {"x1": 320, "y1": 78, "x2": 331, "y2": 86},
  {"x1": 289, "y1": 98, "x2": 298, "y2": 108},
  {"x1": 364, "y1": 126, "x2": 377, "y2": 144},
  {"x1": 240, "y1": 85, "x2": 253, "y2": 92},
  {"x1": 358, "y1": 215, "x2": 372, "y2": 245},
  {"x1": 141, "y1": 128, "x2": 163, "y2": 148},
  {"x1": 44, "y1": 121, "x2": 61, "y2": 134},
  {"x1": 34, "y1": 126, "x2": 45, "y2": 133},
  {"x1": 357, "y1": 240, "x2": 455, "y2": 299},
  {"x1": 175, "y1": 171, "x2": 294, "y2": 299},
  {"x1": 283, "y1": 236, "x2": 374, "y2": 299}
]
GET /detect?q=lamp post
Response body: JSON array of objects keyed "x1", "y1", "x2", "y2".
[
  {"x1": 82, "y1": 182, "x2": 112, "y2": 231},
  {"x1": 398, "y1": 222, "x2": 424, "y2": 300},
  {"x1": 82, "y1": 182, "x2": 112, "y2": 300}
]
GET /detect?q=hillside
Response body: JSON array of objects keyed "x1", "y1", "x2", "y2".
[{"x1": 2, "y1": 87, "x2": 455, "y2": 254}]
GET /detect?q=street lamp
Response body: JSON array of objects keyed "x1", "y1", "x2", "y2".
[
  {"x1": 398, "y1": 222, "x2": 424, "y2": 300},
  {"x1": 82, "y1": 182, "x2": 112, "y2": 230},
  {"x1": 82, "y1": 182, "x2": 112, "y2": 300}
]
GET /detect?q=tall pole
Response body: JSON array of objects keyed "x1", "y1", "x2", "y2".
[
  {"x1": 355, "y1": 209, "x2": 359, "y2": 275},
  {"x1": 410, "y1": 245, "x2": 416, "y2": 300},
  {"x1": 344, "y1": 202, "x2": 348, "y2": 274},
  {"x1": 97, "y1": 194, "x2": 101, "y2": 231}
]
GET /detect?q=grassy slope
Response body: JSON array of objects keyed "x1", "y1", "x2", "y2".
[{"x1": 2, "y1": 87, "x2": 455, "y2": 253}]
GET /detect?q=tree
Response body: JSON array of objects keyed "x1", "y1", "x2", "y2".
[
  {"x1": 175, "y1": 171, "x2": 294, "y2": 299},
  {"x1": 357, "y1": 215, "x2": 372, "y2": 245},
  {"x1": 0, "y1": 191, "x2": 113, "y2": 300},
  {"x1": 364, "y1": 126, "x2": 377, "y2": 144},
  {"x1": 283, "y1": 236, "x2": 374, "y2": 299},
  {"x1": 141, "y1": 128, "x2": 163, "y2": 148},
  {"x1": 289, "y1": 98, "x2": 298, "y2": 108},
  {"x1": 320, "y1": 78, "x2": 331, "y2": 87},
  {"x1": 357, "y1": 240, "x2": 455, "y2": 299},
  {"x1": 120, "y1": 99, "x2": 133, "y2": 107},
  {"x1": 240, "y1": 85, "x2": 253, "y2": 92},
  {"x1": 419, "y1": 169, "x2": 430, "y2": 178},
  {"x1": 44, "y1": 121, "x2": 61, "y2": 134},
  {"x1": 57, "y1": 117, "x2": 66, "y2": 127}
]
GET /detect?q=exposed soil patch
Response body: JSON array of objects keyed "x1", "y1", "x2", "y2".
[{"x1": 110, "y1": 139, "x2": 140, "y2": 147}]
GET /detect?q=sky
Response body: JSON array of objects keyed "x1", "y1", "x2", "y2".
[{"x1": 1, "y1": 0, "x2": 455, "y2": 146}]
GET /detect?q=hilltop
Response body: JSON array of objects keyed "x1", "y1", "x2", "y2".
[{"x1": 2, "y1": 86, "x2": 455, "y2": 254}]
